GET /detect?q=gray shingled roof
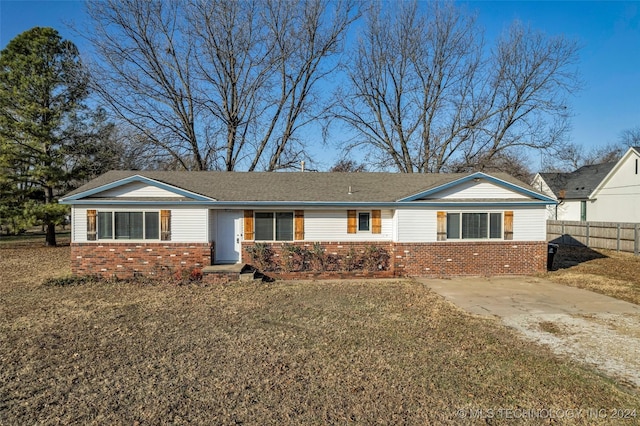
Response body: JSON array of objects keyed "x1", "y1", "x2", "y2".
[
  {"x1": 538, "y1": 162, "x2": 616, "y2": 199},
  {"x1": 63, "y1": 170, "x2": 543, "y2": 203}
]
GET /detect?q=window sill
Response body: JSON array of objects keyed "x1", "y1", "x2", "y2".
[{"x1": 442, "y1": 238, "x2": 504, "y2": 242}]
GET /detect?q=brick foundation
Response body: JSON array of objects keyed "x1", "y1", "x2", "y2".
[
  {"x1": 244, "y1": 240, "x2": 547, "y2": 277},
  {"x1": 393, "y1": 241, "x2": 547, "y2": 276},
  {"x1": 71, "y1": 240, "x2": 547, "y2": 280},
  {"x1": 71, "y1": 242, "x2": 213, "y2": 279}
]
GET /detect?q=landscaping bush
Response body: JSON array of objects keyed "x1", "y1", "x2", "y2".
[
  {"x1": 281, "y1": 243, "x2": 306, "y2": 272},
  {"x1": 245, "y1": 243, "x2": 391, "y2": 274},
  {"x1": 361, "y1": 245, "x2": 390, "y2": 272},
  {"x1": 43, "y1": 275, "x2": 103, "y2": 287},
  {"x1": 308, "y1": 242, "x2": 326, "y2": 272},
  {"x1": 245, "y1": 243, "x2": 277, "y2": 271}
]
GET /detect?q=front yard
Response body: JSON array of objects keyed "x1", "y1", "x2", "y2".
[
  {"x1": 1, "y1": 240, "x2": 638, "y2": 424},
  {"x1": 545, "y1": 245, "x2": 640, "y2": 305}
]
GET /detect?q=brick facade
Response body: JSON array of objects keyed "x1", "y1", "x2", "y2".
[
  {"x1": 71, "y1": 242, "x2": 213, "y2": 279},
  {"x1": 243, "y1": 240, "x2": 547, "y2": 277},
  {"x1": 71, "y1": 240, "x2": 547, "y2": 280},
  {"x1": 393, "y1": 241, "x2": 547, "y2": 276}
]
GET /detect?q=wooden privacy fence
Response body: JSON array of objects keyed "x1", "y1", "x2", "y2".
[{"x1": 547, "y1": 220, "x2": 640, "y2": 255}]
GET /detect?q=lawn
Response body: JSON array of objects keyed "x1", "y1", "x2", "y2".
[
  {"x1": 545, "y1": 245, "x2": 640, "y2": 306},
  {"x1": 1, "y1": 241, "x2": 639, "y2": 424}
]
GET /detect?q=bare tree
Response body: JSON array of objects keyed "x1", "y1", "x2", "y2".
[
  {"x1": 336, "y1": 1, "x2": 580, "y2": 173},
  {"x1": 336, "y1": 1, "x2": 480, "y2": 173},
  {"x1": 620, "y1": 126, "x2": 640, "y2": 147},
  {"x1": 85, "y1": 0, "x2": 358, "y2": 171},
  {"x1": 329, "y1": 159, "x2": 367, "y2": 172},
  {"x1": 86, "y1": 0, "x2": 206, "y2": 170},
  {"x1": 542, "y1": 124, "x2": 640, "y2": 172},
  {"x1": 542, "y1": 141, "x2": 627, "y2": 172},
  {"x1": 470, "y1": 21, "x2": 580, "y2": 166}
]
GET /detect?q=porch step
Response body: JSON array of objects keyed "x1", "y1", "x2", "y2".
[
  {"x1": 202, "y1": 263, "x2": 246, "y2": 274},
  {"x1": 203, "y1": 264, "x2": 268, "y2": 283},
  {"x1": 239, "y1": 265, "x2": 267, "y2": 282}
]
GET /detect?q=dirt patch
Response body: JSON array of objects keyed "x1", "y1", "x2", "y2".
[
  {"x1": 538, "y1": 320, "x2": 569, "y2": 336},
  {"x1": 505, "y1": 313, "x2": 640, "y2": 389}
]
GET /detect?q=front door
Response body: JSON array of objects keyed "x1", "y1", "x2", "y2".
[{"x1": 215, "y1": 210, "x2": 242, "y2": 263}]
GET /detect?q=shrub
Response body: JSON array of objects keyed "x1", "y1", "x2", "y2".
[
  {"x1": 308, "y1": 242, "x2": 326, "y2": 272},
  {"x1": 245, "y1": 243, "x2": 277, "y2": 271},
  {"x1": 361, "y1": 245, "x2": 390, "y2": 272},
  {"x1": 189, "y1": 268, "x2": 203, "y2": 282},
  {"x1": 343, "y1": 247, "x2": 361, "y2": 272},
  {"x1": 43, "y1": 275, "x2": 102, "y2": 287},
  {"x1": 324, "y1": 253, "x2": 341, "y2": 271},
  {"x1": 281, "y1": 243, "x2": 306, "y2": 272},
  {"x1": 171, "y1": 267, "x2": 204, "y2": 285}
]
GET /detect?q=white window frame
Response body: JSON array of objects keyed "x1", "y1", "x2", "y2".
[
  {"x1": 357, "y1": 211, "x2": 371, "y2": 233},
  {"x1": 254, "y1": 211, "x2": 295, "y2": 241},
  {"x1": 446, "y1": 211, "x2": 503, "y2": 241},
  {"x1": 96, "y1": 210, "x2": 161, "y2": 241}
]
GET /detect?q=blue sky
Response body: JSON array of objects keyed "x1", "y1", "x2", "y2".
[{"x1": 1, "y1": 1, "x2": 639, "y2": 170}]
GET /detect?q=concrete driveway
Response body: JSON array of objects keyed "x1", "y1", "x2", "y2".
[{"x1": 418, "y1": 276, "x2": 640, "y2": 388}]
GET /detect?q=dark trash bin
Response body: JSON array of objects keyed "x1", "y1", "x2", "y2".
[{"x1": 547, "y1": 243, "x2": 559, "y2": 271}]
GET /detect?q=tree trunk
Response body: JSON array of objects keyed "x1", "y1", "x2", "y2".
[{"x1": 45, "y1": 222, "x2": 57, "y2": 246}]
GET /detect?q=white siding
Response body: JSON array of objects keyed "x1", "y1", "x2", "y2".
[
  {"x1": 395, "y1": 209, "x2": 437, "y2": 242},
  {"x1": 69, "y1": 205, "x2": 208, "y2": 243},
  {"x1": 70, "y1": 204, "x2": 546, "y2": 244},
  {"x1": 531, "y1": 174, "x2": 559, "y2": 220},
  {"x1": 513, "y1": 207, "x2": 547, "y2": 241},
  {"x1": 94, "y1": 182, "x2": 179, "y2": 198},
  {"x1": 392, "y1": 210, "x2": 399, "y2": 242},
  {"x1": 556, "y1": 200, "x2": 582, "y2": 221},
  {"x1": 171, "y1": 207, "x2": 208, "y2": 242},
  {"x1": 426, "y1": 180, "x2": 529, "y2": 200},
  {"x1": 395, "y1": 206, "x2": 546, "y2": 242},
  {"x1": 304, "y1": 210, "x2": 393, "y2": 241},
  {"x1": 589, "y1": 151, "x2": 640, "y2": 222}
]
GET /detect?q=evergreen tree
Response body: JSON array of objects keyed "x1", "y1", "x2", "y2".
[{"x1": 0, "y1": 27, "x2": 89, "y2": 245}]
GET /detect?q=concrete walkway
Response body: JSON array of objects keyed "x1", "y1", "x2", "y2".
[{"x1": 418, "y1": 276, "x2": 640, "y2": 387}]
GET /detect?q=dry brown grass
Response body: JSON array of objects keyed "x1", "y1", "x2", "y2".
[
  {"x1": 538, "y1": 321, "x2": 567, "y2": 336},
  {"x1": 545, "y1": 245, "x2": 640, "y2": 305},
  {"x1": 0, "y1": 237, "x2": 70, "y2": 293},
  {"x1": 1, "y1": 240, "x2": 639, "y2": 424}
]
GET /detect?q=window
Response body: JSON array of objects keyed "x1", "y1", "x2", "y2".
[
  {"x1": 254, "y1": 212, "x2": 294, "y2": 241},
  {"x1": 115, "y1": 212, "x2": 143, "y2": 239},
  {"x1": 358, "y1": 212, "x2": 370, "y2": 232},
  {"x1": 145, "y1": 212, "x2": 160, "y2": 239},
  {"x1": 446, "y1": 212, "x2": 502, "y2": 240},
  {"x1": 98, "y1": 212, "x2": 113, "y2": 239},
  {"x1": 347, "y1": 210, "x2": 381, "y2": 234},
  {"x1": 446, "y1": 213, "x2": 460, "y2": 239},
  {"x1": 95, "y1": 211, "x2": 161, "y2": 240},
  {"x1": 580, "y1": 201, "x2": 587, "y2": 221}
]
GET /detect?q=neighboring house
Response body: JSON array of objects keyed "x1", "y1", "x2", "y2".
[
  {"x1": 59, "y1": 170, "x2": 555, "y2": 278},
  {"x1": 532, "y1": 146, "x2": 640, "y2": 222}
]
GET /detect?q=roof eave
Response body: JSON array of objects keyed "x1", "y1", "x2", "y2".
[
  {"x1": 590, "y1": 147, "x2": 639, "y2": 198},
  {"x1": 59, "y1": 175, "x2": 216, "y2": 203},
  {"x1": 397, "y1": 172, "x2": 556, "y2": 203},
  {"x1": 61, "y1": 199, "x2": 555, "y2": 207}
]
